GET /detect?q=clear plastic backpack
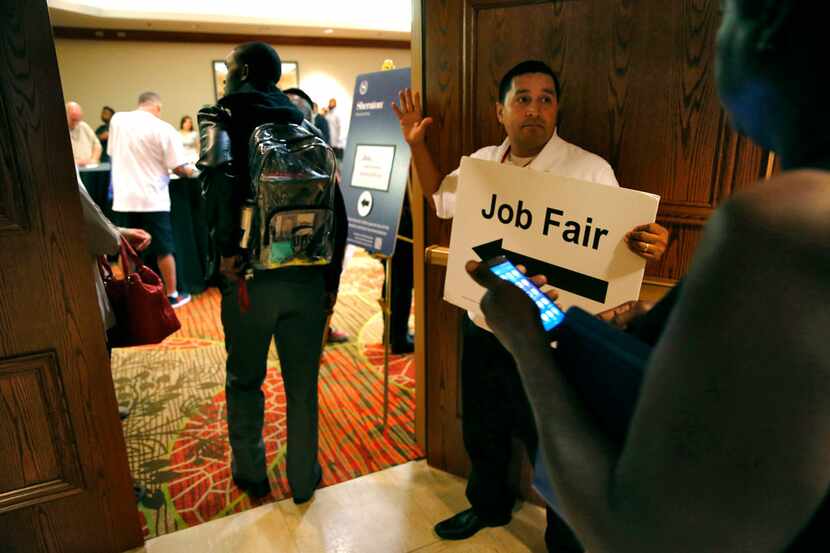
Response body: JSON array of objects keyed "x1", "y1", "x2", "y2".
[{"x1": 244, "y1": 122, "x2": 337, "y2": 270}]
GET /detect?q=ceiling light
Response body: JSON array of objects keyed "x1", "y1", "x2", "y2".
[{"x1": 46, "y1": 1, "x2": 412, "y2": 33}]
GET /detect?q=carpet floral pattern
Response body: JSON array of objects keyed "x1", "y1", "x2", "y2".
[{"x1": 112, "y1": 250, "x2": 421, "y2": 539}]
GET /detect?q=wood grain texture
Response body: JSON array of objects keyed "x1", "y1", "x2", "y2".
[
  {"x1": 422, "y1": 0, "x2": 470, "y2": 476},
  {"x1": 0, "y1": 352, "x2": 85, "y2": 514},
  {"x1": 0, "y1": 356, "x2": 63, "y2": 494},
  {"x1": 411, "y1": 0, "x2": 428, "y2": 453},
  {"x1": 0, "y1": 88, "x2": 29, "y2": 234},
  {"x1": 425, "y1": 266, "x2": 470, "y2": 476},
  {"x1": 0, "y1": 1, "x2": 142, "y2": 550}
]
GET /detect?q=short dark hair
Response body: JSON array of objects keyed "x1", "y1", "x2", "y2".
[
  {"x1": 234, "y1": 42, "x2": 282, "y2": 86},
  {"x1": 498, "y1": 60, "x2": 561, "y2": 103},
  {"x1": 283, "y1": 87, "x2": 313, "y2": 109},
  {"x1": 102, "y1": 105, "x2": 115, "y2": 114}
]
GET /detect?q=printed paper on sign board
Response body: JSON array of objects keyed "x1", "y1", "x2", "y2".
[{"x1": 350, "y1": 144, "x2": 396, "y2": 191}]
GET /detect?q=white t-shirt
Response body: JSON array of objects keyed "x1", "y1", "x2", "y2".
[
  {"x1": 108, "y1": 110, "x2": 187, "y2": 212},
  {"x1": 180, "y1": 130, "x2": 199, "y2": 164},
  {"x1": 433, "y1": 130, "x2": 619, "y2": 328},
  {"x1": 433, "y1": 130, "x2": 619, "y2": 219}
]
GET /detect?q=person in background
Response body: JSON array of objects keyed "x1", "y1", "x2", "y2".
[
  {"x1": 393, "y1": 61, "x2": 668, "y2": 551},
  {"x1": 78, "y1": 170, "x2": 151, "y2": 500},
  {"x1": 179, "y1": 115, "x2": 200, "y2": 164},
  {"x1": 467, "y1": 2, "x2": 830, "y2": 551},
  {"x1": 383, "y1": 194, "x2": 414, "y2": 354},
  {"x1": 96, "y1": 106, "x2": 115, "y2": 163},
  {"x1": 283, "y1": 88, "x2": 350, "y2": 346},
  {"x1": 325, "y1": 97, "x2": 345, "y2": 160},
  {"x1": 108, "y1": 91, "x2": 194, "y2": 308},
  {"x1": 312, "y1": 102, "x2": 331, "y2": 146},
  {"x1": 67, "y1": 101, "x2": 102, "y2": 166},
  {"x1": 283, "y1": 88, "x2": 315, "y2": 122},
  {"x1": 77, "y1": 171, "x2": 151, "y2": 408}
]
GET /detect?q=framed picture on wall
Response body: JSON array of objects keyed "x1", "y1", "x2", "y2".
[
  {"x1": 279, "y1": 62, "x2": 299, "y2": 90},
  {"x1": 213, "y1": 60, "x2": 300, "y2": 101},
  {"x1": 212, "y1": 60, "x2": 228, "y2": 101}
]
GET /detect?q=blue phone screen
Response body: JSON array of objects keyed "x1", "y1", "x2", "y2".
[{"x1": 489, "y1": 260, "x2": 565, "y2": 332}]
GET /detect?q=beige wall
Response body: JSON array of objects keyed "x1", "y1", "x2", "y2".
[{"x1": 54, "y1": 38, "x2": 411, "y2": 134}]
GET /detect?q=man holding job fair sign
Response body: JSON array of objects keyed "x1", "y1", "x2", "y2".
[{"x1": 393, "y1": 59, "x2": 668, "y2": 552}]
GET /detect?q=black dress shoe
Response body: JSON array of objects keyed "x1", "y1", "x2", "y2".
[
  {"x1": 390, "y1": 333, "x2": 415, "y2": 354},
  {"x1": 233, "y1": 475, "x2": 271, "y2": 499},
  {"x1": 434, "y1": 508, "x2": 510, "y2": 540}
]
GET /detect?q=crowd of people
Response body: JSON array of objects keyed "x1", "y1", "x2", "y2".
[
  {"x1": 69, "y1": 1, "x2": 830, "y2": 548},
  {"x1": 69, "y1": 86, "x2": 348, "y2": 322}
]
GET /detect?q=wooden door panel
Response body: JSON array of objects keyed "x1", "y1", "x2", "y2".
[
  {"x1": 0, "y1": 352, "x2": 84, "y2": 511},
  {"x1": 424, "y1": 267, "x2": 468, "y2": 474},
  {"x1": 0, "y1": 1, "x2": 142, "y2": 550}
]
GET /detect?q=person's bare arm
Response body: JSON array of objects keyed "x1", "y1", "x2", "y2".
[
  {"x1": 91, "y1": 141, "x2": 102, "y2": 163},
  {"x1": 469, "y1": 178, "x2": 830, "y2": 553},
  {"x1": 173, "y1": 164, "x2": 194, "y2": 178},
  {"x1": 391, "y1": 88, "x2": 444, "y2": 207}
]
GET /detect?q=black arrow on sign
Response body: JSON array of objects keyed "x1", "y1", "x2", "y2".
[{"x1": 473, "y1": 239, "x2": 609, "y2": 303}]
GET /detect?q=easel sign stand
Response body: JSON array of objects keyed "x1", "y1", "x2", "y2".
[
  {"x1": 378, "y1": 251, "x2": 392, "y2": 433},
  {"x1": 376, "y1": 232, "x2": 413, "y2": 433},
  {"x1": 339, "y1": 60, "x2": 413, "y2": 434}
]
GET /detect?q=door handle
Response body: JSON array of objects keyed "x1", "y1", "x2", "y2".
[{"x1": 425, "y1": 245, "x2": 449, "y2": 267}]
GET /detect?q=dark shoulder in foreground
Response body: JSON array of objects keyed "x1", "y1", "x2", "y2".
[{"x1": 715, "y1": 170, "x2": 830, "y2": 268}]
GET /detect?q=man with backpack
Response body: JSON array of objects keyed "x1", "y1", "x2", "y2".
[{"x1": 197, "y1": 42, "x2": 347, "y2": 503}]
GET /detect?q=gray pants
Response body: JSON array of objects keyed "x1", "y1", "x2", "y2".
[{"x1": 220, "y1": 269, "x2": 328, "y2": 497}]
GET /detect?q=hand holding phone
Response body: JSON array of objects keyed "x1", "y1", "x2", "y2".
[{"x1": 486, "y1": 256, "x2": 565, "y2": 332}]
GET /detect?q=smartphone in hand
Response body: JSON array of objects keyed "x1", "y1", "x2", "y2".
[{"x1": 486, "y1": 255, "x2": 565, "y2": 332}]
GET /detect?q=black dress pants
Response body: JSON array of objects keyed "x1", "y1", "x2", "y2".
[
  {"x1": 461, "y1": 316, "x2": 583, "y2": 552},
  {"x1": 382, "y1": 200, "x2": 413, "y2": 348}
]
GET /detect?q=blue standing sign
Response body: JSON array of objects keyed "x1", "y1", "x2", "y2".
[{"x1": 340, "y1": 68, "x2": 411, "y2": 257}]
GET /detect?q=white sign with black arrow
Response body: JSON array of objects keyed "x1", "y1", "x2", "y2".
[{"x1": 444, "y1": 157, "x2": 660, "y2": 318}]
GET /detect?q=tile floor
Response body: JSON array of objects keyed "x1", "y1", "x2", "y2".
[{"x1": 125, "y1": 460, "x2": 548, "y2": 553}]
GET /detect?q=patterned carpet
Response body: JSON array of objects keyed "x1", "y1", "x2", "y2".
[{"x1": 111, "y1": 250, "x2": 421, "y2": 539}]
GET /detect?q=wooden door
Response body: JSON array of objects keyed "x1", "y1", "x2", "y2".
[
  {"x1": 0, "y1": 1, "x2": 143, "y2": 551},
  {"x1": 416, "y1": 0, "x2": 774, "y2": 477}
]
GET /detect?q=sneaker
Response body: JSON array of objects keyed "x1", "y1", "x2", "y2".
[
  {"x1": 326, "y1": 327, "x2": 349, "y2": 344},
  {"x1": 168, "y1": 293, "x2": 191, "y2": 309}
]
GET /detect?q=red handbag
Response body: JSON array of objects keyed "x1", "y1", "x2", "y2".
[{"x1": 98, "y1": 239, "x2": 181, "y2": 347}]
